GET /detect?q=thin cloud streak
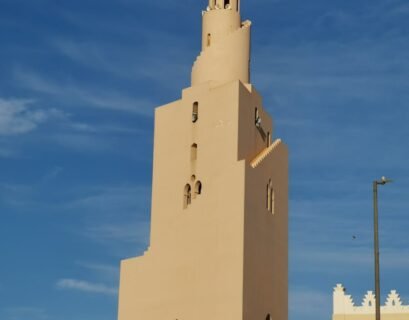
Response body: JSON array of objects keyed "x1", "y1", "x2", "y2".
[
  {"x1": 13, "y1": 69, "x2": 154, "y2": 116},
  {"x1": 292, "y1": 247, "x2": 409, "y2": 275},
  {"x1": 56, "y1": 278, "x2": 117, "y2": 296},
  {"x1": 83, "y1": 222, "x2": 150, "y2": 246},
  {"x1": 2, "y1": 307, "x2": 49, "y2": 320},
  {"x1": 0, "y1": 98, "x2": 66, "y2": 136},
  {"x1": 76, "y1": 262, "x2": 119, "y2": 280}
]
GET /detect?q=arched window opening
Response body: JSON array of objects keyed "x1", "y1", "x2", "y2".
[
  {"x1": 192, "y1": 102, "x2": 199, "y2": 123},
  {"x1": 195, "y1": 181, "x2": 202, "y2": 196},
  {"x1": 207, "y1": 33, "x2": 211, "y2": 47},
  {"x1": 266, "y1": 314, "x2": 272, "y2": 320},
  {"x1": 224, "y1": 0, "x2": 230, "y2": 8},
  {"x1": 191, "y1": 143, "x2": 198, "y2": 161},
  {"x1": 184, "y1": 184, "x2": 192, "y2": 209},
  {"x1": 369, "y1": 301, "x2": 372, "y2": 307},
  {"x1": 392, "y1": 300, "x2": 396, "y2": 306},
  {"x1": 255, "y1": 107, "x2": 261, "y2": 128}
]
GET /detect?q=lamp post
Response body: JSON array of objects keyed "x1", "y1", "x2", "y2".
[{"x1": 373, "y1": 176, "x2": 392, "y2": 320}]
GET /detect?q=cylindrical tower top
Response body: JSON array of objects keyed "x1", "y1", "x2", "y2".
[
  {"x1": 208, "y1": 0, "x2": 240, "y2": 12},
  {"x1": 191, "y1": 0, "x2": 250, "y2": 86}
]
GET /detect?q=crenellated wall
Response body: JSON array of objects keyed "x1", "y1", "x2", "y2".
[{"x1": 333, "y1": 284, "x2": 409, "y2": 320}]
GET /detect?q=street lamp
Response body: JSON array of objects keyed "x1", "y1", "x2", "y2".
[{"x1": 373, "y1": 176, "x2": 392, "y2": 320}]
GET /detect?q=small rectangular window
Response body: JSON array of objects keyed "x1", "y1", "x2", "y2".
[
  {"x1": 192, "y1": 102, "x2": 199, "y2": 122},
  {"x1": 191, "y1": 143, "x2": 198, "y2": 161}
]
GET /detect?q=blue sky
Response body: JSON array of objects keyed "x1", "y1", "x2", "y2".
[{"x1": 0, "y1": 0, "x2": 408, "y2": 319}]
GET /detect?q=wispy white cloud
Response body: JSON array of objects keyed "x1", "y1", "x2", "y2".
[
  {"x1": 0, "y1": 98, "x2": 65, "y2": 136},
  {"x1": 47, "y1": 132, "x2": 115, "y2": 153},
  {"x1": 83, "y1": 222, "x2": 150, "y2": 246},
  {"x1": 292, "y1": 246, "x2": 409, "y2": 276},
  {"x1": 56, "y1": 278, "x2": 117, "y2": 296},
  {"x1": 51, "y1": 185, "x2": 152, "y2": 256},
  {"x1": 69, "y1": 121, "x2": 141, "y2": 134},
  {"x1": 68, "y1": 185, "x2": 150, "y2": 214},
  {"x1": 40, "y1": 166, "x2": 63, "y2": 183},
  {"x1": 76, "y1": 262, "x2": 119, "y2": 280},
  {"x1": 14, "y1": 68, "x2": 155, "y2": 116},
  {"x1": 2, "y1": 307, "x2": 49, "y2": 320},
  {"x1": 51, "y1": 31, "x2": 193, "y2": 89},
  {"x1": 0, "y1": 146, "x2": 16, "y2": 158},
  {"x1": 75, "y1": 262, "x2": 120, "y2": 287}
]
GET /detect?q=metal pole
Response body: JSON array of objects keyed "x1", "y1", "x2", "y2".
[{"x1": 373, "y1": 181, "x2": 381, "y2": 320}]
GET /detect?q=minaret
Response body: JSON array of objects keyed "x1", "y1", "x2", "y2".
[{"x1": 117, "y1": 1, "x2": 288, "y2": 320}]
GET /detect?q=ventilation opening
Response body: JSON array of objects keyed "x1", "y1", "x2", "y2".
[
  {"x1": 207, "y1": 33, "x2": 211, "y2": 47},
  {"x1": 267, "y1": 180, "x2": 275, "y2": 214},
  {"x1": 271, "y1": 187, "x2": 275, "y2": 215},
  {"x1": 266, "y1": 183, "x2": 270, "y2": 210},
  {"x1": 195, "y1": 181, "x2": 202, "y2": 196},
  {"x1": 183, "y1": 184, "x2": 192, "y2": 209},
  {"x1": 192, "y1": 102, "x2": 199, "y2": 122},
  {"x1": 191, "y1": 143, "x2": 198, "y2": 161},
  {"x1": 255, "y1": 107, "x2": 261, "y2": 127}
]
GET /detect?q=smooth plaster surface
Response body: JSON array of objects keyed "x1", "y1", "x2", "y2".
[{"x1": 118, "y1": 1, "x2": 288, "y2": 319}]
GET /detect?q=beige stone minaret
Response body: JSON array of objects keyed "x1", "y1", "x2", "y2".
[{"x1": 117, "y1": 1, "x2": 288, "y2": 319}]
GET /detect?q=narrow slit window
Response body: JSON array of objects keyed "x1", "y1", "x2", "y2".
[
  {"x1": 255, "y1": 108, "x2": 261, "y2": 127},
  {"x1": 207, "y1": 33, "x2": 211, "y2": 47},
  {"x1": 266, "y1": 315, "x2": 272, "y2": 320},
  {"x1": 270, "y1": 187, "x2": 275, "y2": 215},
  {"x1": 266, "y1": 183, "x2": 270, "y2": 210},
  {"x1": 192, "y1": 102, "x2": 199, "y2": 123},
  {"x1": 267, "y1": 179, "x2": 275, "y2": 214},
  {"x1": 267, "y1": 132, "x2": 271, "y2": 147},
  {"x1": 195, "y1": 181, "x2": 202, "y2": 196},
  {"x1": 191, "y1": 143, "x2": 198, "y2": 161},
  {"x1": 237, "y1": 0, "x2": 239, "y2": 11},
  {"x1": 266, "y1": 179, "x2": 271, "y2": 211},
  {"x1": 184, "y1": 184, "x2": 192, "y2": 209}
]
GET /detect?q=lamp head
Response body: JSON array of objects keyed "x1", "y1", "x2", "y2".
[{"x1": 380, "y1": 176, "x2": 393, "y2": 185}]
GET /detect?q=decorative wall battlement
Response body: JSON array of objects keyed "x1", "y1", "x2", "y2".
[{"x1": 334, "y1": 284, "x2": 409, "y2": 315}]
